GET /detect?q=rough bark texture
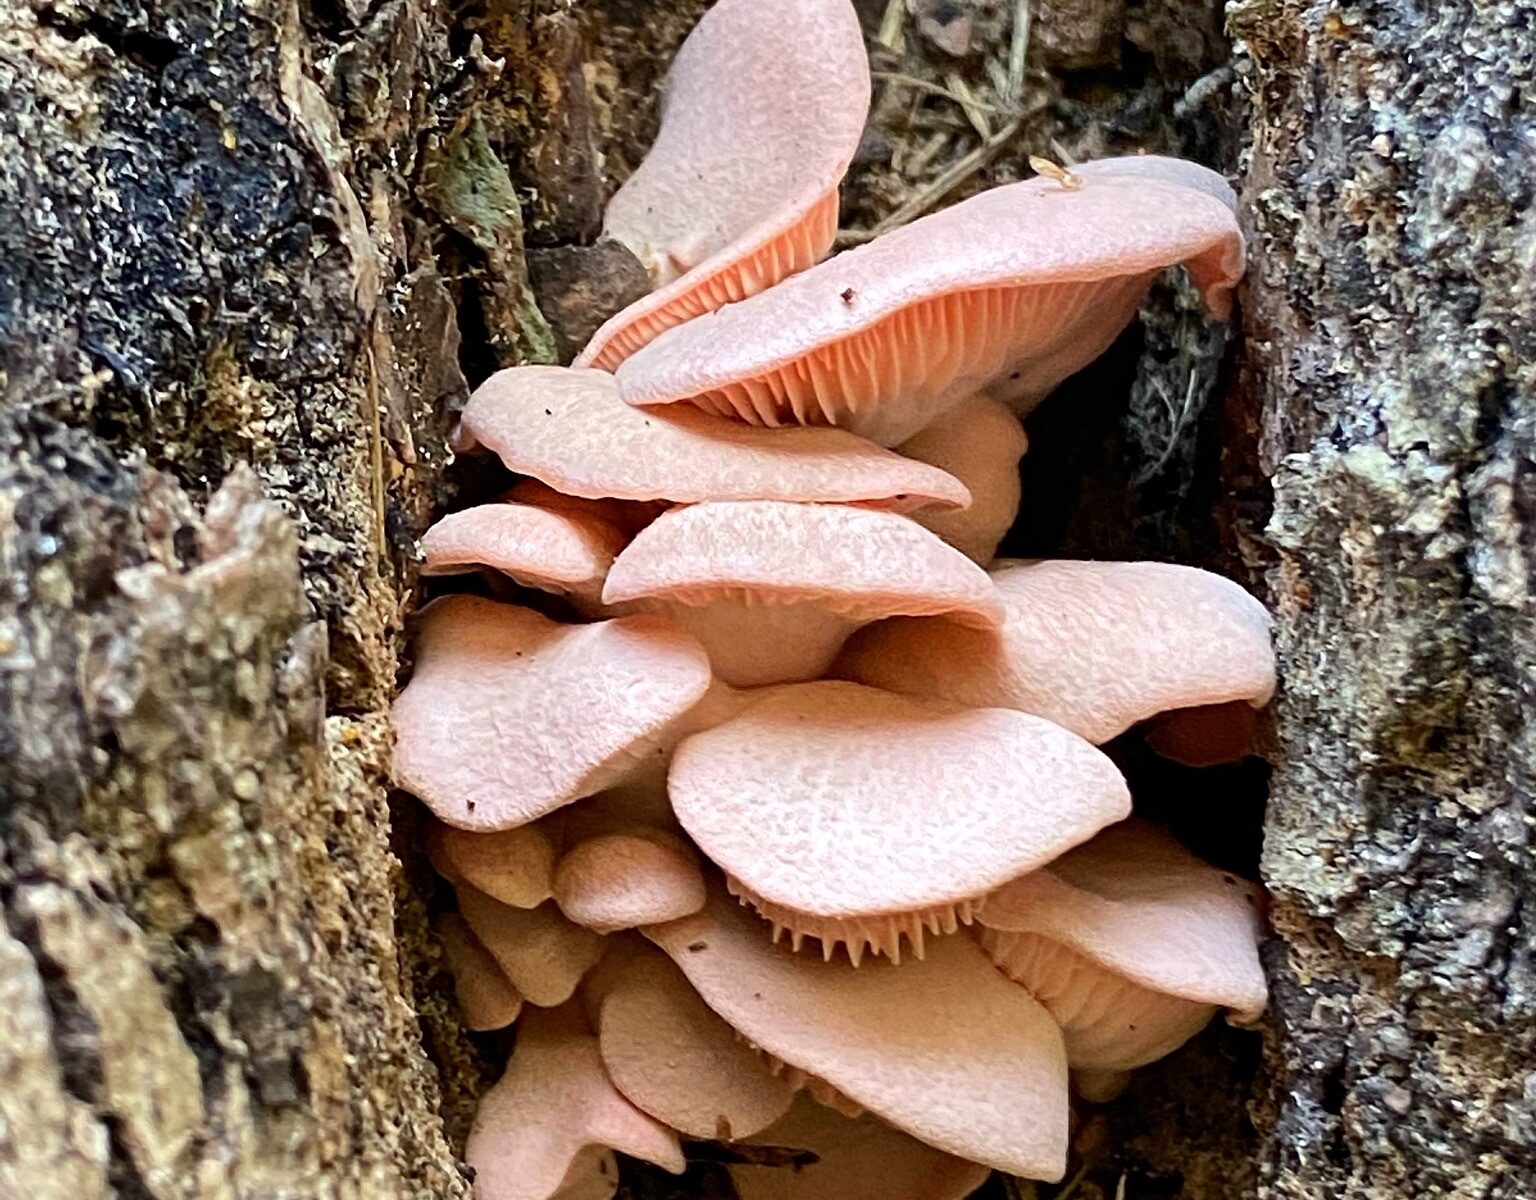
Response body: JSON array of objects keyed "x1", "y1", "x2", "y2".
[{"x1": 1, "y1": 0, "x2": 1530, "y2": 1197}]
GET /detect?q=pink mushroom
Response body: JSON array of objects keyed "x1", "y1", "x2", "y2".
[
  {"x1": 645, "y1": 892, "x2": 1070, "y2": 1180},
  {"x1": 669, "y1": 680, "x2": 1130, "y2": 963},
  {"x1": 578, "y1": 0, "x2": 870, "y2": 369},
  {"x1": 601, "y1": 502, "x2": 1004, "y2": 686},
  {"x1": 391, "y1": 596, "x2": 712, "y2": 830},
  {"x1": 553, "y1": 829, "x2": 707, "y2": 934},
  {"x1": 836, "y1": 558, "x2": 1276, "y2": 754},
  {"x1": 457, "y1": 366, "x2": 970, "y2": 513},
  {"x1": 466, "y1": 1006, "x2": 685, "y2": 1200},
  {"x1": 425, "y1": 820, "x2": 557, "y2": 909},
  {"x1": 457, "y1": 887, "x2": 606, "y2": 1008},
  {"x1": 975, "y1": 819, "x2": 1267, "y2": 1096},
  {"x1": 615, "y1": 155, "x2": 1245, "y2": 445},
  {"x1": 436, "y1": 912, "x2": 524, "y2": 1032}
]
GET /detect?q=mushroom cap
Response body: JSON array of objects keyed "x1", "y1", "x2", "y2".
[
  {"x1": 897, "y1": 391, "x2": 1028, "y2": 564},
  {"x1": 502, "y1": 478, "x2": 667, "y2": 538},
  {"x1": 425, "y1": 820, "x2": 557, "y2": 909},
  {"x1": 578, "y1": 0, "x2": 869, "y2": 370},
  {"x1": 836, "y1": 558, "x2": 1275, "y2": 744},
  {"x1": 436, "y1": 912, "x2": 524, "y2": 1032},
  {"x1": 458, "y1": 888, "x2": 607, "y2": 1008},
  {"x1": 975, "y1": 819, "x2": 1266, "y2": 1070},
  {"x1": 670, "y1": 680, "x2": 1130, "y2": 921},
  {"x1": 459, "y1": 367, "x2": 970, "y2": 512},
  {"x1": 466, "y1": 1007, "x2": 685, "y2": 1200},
  {"x1": 553, "y1": 831, "x2": 707, "y2": 934},
  {"x1": 616, "y1": 156, "x2": 1245, "y2": 445},
  {"x1": 419, "y1": 501, "x2": 627, "y2": 603},
  {"x1": 729, "y1": 1096, "x2": 991, "y2": 1200},
  {"x1": 391, "y1": 596, "x2": 712, "y2": 831},
  {"x1": 645, "y1": 893, "x2": 1070, "y2": 1180},
  {"x1": 595, "y1": 947, "x2": 795, "y2": 1140},
  {"x1": 603, "y1": 502, "x2": 1003, "y2": 626},
  {"x1": 1141, "y1": 699, "x2": 1261, "y2": 766}
]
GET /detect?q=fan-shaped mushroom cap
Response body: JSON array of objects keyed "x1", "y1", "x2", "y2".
[
  {"x1": 896, "y1": 392, "x2": 1027, "y2": 564},
  {"x1": 645, "y1": 893, "x2": 1069, "y2": 1180},
  {"x1": 419, "y1": 501, "x2": 627, "y2": 606},
  {"x1": 458, "y1": 888, "x2": 607, "y2": 1008},
  {"x1": 595, "y1": 946, "x2": 795, "y2": 1139},
  {"x1": 617, "y1": 156, "x2": 1244, "y2": 445},
  {"x1": 603, "y1": 503, "x2": 1003, "y2": 687},
  {"x1": 577, "y1": 0, "x2": 869, "y2": 371},
  {"x1": 391, "y1": 596, "x2": 712, "y2": 831},
  {"x1": 426, "y1": 820, "x2": 557, "y2": 909},
  {"x1": 837, "y1": 559, "x2": 1275, "y2": 745},
  {"x1": 437, "y1": 912, "x2": 524, "y2": 1031},
  {"x1": 459, "y1": 367, "x2": 970, "y2": 513},
  {"x1": 670, "y1": 680, "x2": 1129, "y2": 962},
  {"x1": 553, "y1": 830, "x2": 707, "y2": 934},
  {"x1": 466, "y1": 1006, "x2": 685, "y2": 1200},
  {"x1": 975, "y1": 819, "x2": 1266, "y2": 1074},
  {"x1": 729, "y1": 1096, "x2": 991, "y2": 1200},
  {"x1": 503, "y1": 478, "x2": 666, "y2": 539}
]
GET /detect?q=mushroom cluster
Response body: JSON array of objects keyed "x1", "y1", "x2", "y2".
[{"x1": 393, "y1": 1, "x2": 1272, "y2": 1196}]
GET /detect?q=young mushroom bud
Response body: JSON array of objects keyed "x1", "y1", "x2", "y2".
[
  {"x1": 553, "y1": 828, "x2": 707, "y2": 934},
  {"x1": 436, "y1": 912, "x2": 524, "y2": 1032},
  {"x1": 668, "y1": 680, "x2": 1130, "y2": 963},
  {"x1": 425, "y1": 820, "x2": 557, "y2": 909},
  {"x1": 457, "y1": 888, "x2": 607, "y2": 1009},
  {"x1": 578, "y1": 0, "x2": 870, "y2": 369},
  {"x1": 616, "y1": 155, "x2": 1245, "y2": 445}
]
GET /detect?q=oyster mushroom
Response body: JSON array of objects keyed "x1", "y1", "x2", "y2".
[
  {"x1": 553, "y1": 828, "x2": 707, "y2": 934},
  {"x1": 896, "y1": 391, "x2": 1028, "y2": 564},
  {"x1": 425, "y1": 819, "x2": 557, "y2": 909},
  {"x1": 436, "y1": 912, "x2": 524, "y2": 1032},
  {"x1": 466, "y1": 1006, "x2": 685, "y2": 1200},
  {"x1": 458, "y1": 366, "x2": 970, "y2": 513},
  {"x1": 458, "y1": 887, "x2": 607, "y2": 1009},
  {"x1": 669, "y1": 680, "x2": 1129, "y2": 962},
  {"x1": 616, "y1": 155, "x2": 1245, "y2": 445},
  {"x1": 391, "y1": 596, "x2": 712, "y2": 831},
  {"x1": 645, "y1": 892, "x2": 1070, "y2": 1181},
  {"x1": 836, "y1": 558, "x2": 1275, "y2": 753},
  {"x1": 975, "y1": 819, "x2": 1267, "y2": 1095},
  {"x1": 601, "y1": 502, "x2": 1003, "y2": 686},
  {"x1": 729, "y1": 1096, "x2": 991, "y2": 1200},
  {"x1": 578, "y1": 0, "x2": 870, "y2": 369}
]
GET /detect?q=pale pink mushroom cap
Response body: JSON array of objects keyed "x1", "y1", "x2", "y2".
[
  {"x1": 502, "y1": 478, "x2": 667, "y2": 539},
  {"x1": 616, "y1": 156, "x2": 1245, "y2": 445},
  {"x1": 670, "y1": 680, "x2": 1129, "y2": 962},
  {"x1": 602, "y1": 502, "x2": 1004, "y2": 687},
  {"x1": 595, "y1": 947, "x2": 795, "y2": 1139},
  {"x1": 466, "y1": 1006, "x2": 685, "y2": 1200},
  {"x1": 578, "y1": 0, "x2": 870, "y2": 370},
  {"x1": 976, "y1": 819, "x2": 1267, "y2": 1074},
  {"x1": 897, "y1": 392, "x2": 1028, "y2": 564},
  {"x1": 458, "y1": 888, "x2": 606, "y2": 1008},
  {"x1": 437, "y1": 912, "x2": 524, "y2": 1032},
  {"x1": 553, "y1": 830, "x2": 707, "y2": 934},
  {"x1": 419, "y1": 501, "x2": 627, "y2": 606},
  {"x1": 391, "y1": 596, "x2": 712, "y2": 831},
  {"x1": 730, "y1": 1096, "x2": 991, "y2": 1200},
  {"x1": 645, "y1": 893, "x2": 1070, "y2": 1181},
  {"x1": 837, "y1": 558, "x2": 1276, "y2": 745},
  {"x1": 458, "y1": 367, "x2": 970, "y2": 513},
  {"x1": 426, "y1": 820, "x2": 557, "y2": 909}
]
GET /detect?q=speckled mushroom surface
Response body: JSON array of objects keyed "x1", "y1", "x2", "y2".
[
  {"x1": 616, "y1": 156, "x2": 1244, "y2": 445},
  {"x1": 668, "y1": 680, "x2": 1130, "y2": 960},
  {"x1": 579, "y1": 0, "x2": 869, "y2": 369},
  {"x1": 645, "y1": 892, "x2": 1070, "y2": 1180},
  {"x1": 419, "y1": 500, "x2": 627, "y2": 604},
  {"x1": 837, "y1": 558, "x2": 1276, "y2": 744}
]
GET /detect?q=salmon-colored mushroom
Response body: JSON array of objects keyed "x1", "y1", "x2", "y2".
[
  {"x1": 669, "y1": 680, "x2": 1130, "y2": 962},
  {"x1": 616, "y1": 155, "x2": 1244, "y2": 445},
  {"x1": 729, "y1": 1096, "x2": 991, "y2": 1200},
  {"x1": 426, "y1": 820, "x2": 557, "y2": 909},
  {"x1": 602, "y1": 502, "x2": 1003, "y2": 686},
  {"x1": 645, "y1": 892, "x2": 1070, "y2": 1180},
  {"x1": 466, "y1": 1006, "x2": 685, "y2": 1200},
  {"x1": 391, "y1": 596, "x2": 712, "y2": 830},
  {"x1": 553, "y1": 829, "x2": 707, "y2": 934},
  {"x1": 837, "y1": 558, "x2": 1275, "y2": 750},
  {"x1": 437, "y1": 912, "x2": 524, "y2": 1032},
  {"x1": 459, "y1": 367, "x2": 968, "y2": 513},
  {"x1": 458, "y1": 888, "x2": 607, "y2": 1009},
  {"x1": 578, "y1": 0, "x2": 870, "y2": 370},
  {"x1": 975, "y1": 819, "x2": 1266, "y2": 1091}
]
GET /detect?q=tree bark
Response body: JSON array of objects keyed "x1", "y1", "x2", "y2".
[{"x1": 1, "y1": 0, "x2": 1530, "y2": 1197}]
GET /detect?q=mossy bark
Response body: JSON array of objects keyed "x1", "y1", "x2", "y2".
[{"x1": 1, "y1": 0, "x2": 1529, "y2": 1197}]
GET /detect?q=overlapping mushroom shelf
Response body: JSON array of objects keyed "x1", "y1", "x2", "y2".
[{"x1": 392, "y1": 2, "x2": 1271, "y2": 1197}]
